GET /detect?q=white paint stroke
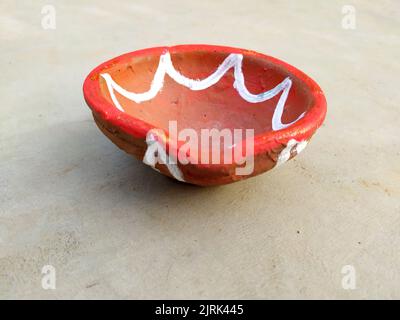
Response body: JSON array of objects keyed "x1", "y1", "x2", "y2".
[
  {"x1": 276, "y1": 139, "x2": 308, "y2": 166},
  {"x1": 143, "y1": 130, "x2": 185, "y2": 182},
  {"x1": 100, "y1": 51, "x2": 305, "y2": 131},
  {"x1": 295, "y1": 140, "x2": 308, "y2": 154}
]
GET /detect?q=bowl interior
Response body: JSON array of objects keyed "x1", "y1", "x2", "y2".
[{"x1": 98, "y1": 49, "x2": 314, "y2": 137}]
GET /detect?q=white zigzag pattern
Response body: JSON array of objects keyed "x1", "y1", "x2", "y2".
[{"x1": 101, "y1": 52, "x2": 305, "y2": 131}]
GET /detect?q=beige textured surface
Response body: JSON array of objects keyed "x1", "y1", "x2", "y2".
[{"x1": 1, "y1": 0, "x2": 399, "y2": 299}]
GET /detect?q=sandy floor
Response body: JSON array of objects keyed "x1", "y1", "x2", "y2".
[{"x1": 1, "y1": 0, "x2": 399, "y2": 299}]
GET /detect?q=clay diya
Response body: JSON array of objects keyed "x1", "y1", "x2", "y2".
[{"x1": 83, "y1": 45, "x2": 326, "y2": 186}]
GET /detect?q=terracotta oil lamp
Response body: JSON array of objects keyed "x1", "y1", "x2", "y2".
[{"x1": 83, "y1": 45, "x2": 327, "y2": 186}]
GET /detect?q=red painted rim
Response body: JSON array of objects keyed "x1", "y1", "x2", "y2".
[{"x1": 83, "y1": 44, "x2": 327, "y2": 157}]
